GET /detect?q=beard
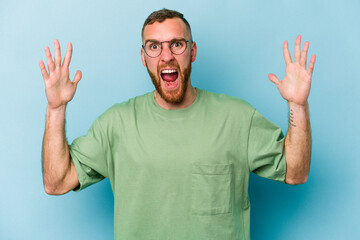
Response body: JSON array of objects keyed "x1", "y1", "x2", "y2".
[{"x1": 146, "y1": 60, "x2": 192, "y2": 104}]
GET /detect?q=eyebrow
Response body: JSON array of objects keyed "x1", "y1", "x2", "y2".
[
  {"x1": 143, "y1": 37, "x2": 186, "y2": 45},
  {"x1": 144, "y1": 39, "x2": 160, "y2": 45}
]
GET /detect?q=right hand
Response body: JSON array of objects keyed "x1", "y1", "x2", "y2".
[{"x1": 40, "y1": 40, "x2": 82, "y2": 110}]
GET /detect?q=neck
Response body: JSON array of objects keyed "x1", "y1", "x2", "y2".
[{"x1": 154, "y1": 83, "x2": 197, "y2": 110}]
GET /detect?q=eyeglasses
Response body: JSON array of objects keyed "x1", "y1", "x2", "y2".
[{"x1": 142, "y1": 38, "x2": 193, "y2": 58}]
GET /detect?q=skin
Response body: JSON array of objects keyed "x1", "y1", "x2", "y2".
[
  {"x1": 268, "y1": 35, "x2": 316, "y2": 184},
  {"x1": 40, "y1": 41, "x2": 81, "y2": 194},
  {"x1": 141, "y1": 18, "x2": 197, "y2": 110},
  {"x1": 40, "y1": 21, "x2": 315, "y2": 195}
]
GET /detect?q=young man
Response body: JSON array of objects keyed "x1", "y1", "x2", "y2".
[{"x1": 40, "y1": 9, "x2": 315, "y2": 240}]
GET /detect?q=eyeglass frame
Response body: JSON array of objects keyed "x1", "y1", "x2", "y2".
[{"x1": 142, "y1": 38, "x2": 193, "y2": 58}]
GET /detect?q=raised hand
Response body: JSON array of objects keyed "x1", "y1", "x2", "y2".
[
  {"x1": 39, "y1": 40, "x2": 82, "y2": 110},
  {"x1": 268, "y1": 35, "x2": 316, "y2": 106}
]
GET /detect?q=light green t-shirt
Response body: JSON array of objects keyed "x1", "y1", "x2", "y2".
[{"x1": 69, "y1": 89, "x2": 286, "y2": 240}]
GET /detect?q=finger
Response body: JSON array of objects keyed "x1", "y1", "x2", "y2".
[
  {"x1": 307, "y1": 55, "x2": 316, "y2": 75},
  {"x1": 62, "y1": 42, "x2": 73, "y2": 68},
  {"x1": 39, "y1": 60, "x2": 49, "y2": 80},
  {"x1": 54, "y1": 39, "x2": 61, "y2": 68},
  {"x1": 283, "y1": 41, "x2": 292, "y2": 65},
  {"x1": 73, "y1": 70, "x2": 82, "y2": 84},
  {"x1": 300, "y1": 41, "x2": 309, "y2": 68},
  {"x1": 44, "y1": 46, "x2": 55, "y2": 72},
  {"x1": 268, "y1": 73, "x2": 281, "y2": 87},
  {"x1": 294, "y1": 35, "x2": 301, "y2": 63}
]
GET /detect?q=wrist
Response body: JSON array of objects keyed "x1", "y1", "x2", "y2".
[
  {"x1": 46, "y1": 105, "x2": 67, "y2": 122},
  {"x1": 47, "y1": 104, "x2": 67, "y2": 113},
  {"x1": 288, "y1": 101, "x2": 309, "y2": 110}
]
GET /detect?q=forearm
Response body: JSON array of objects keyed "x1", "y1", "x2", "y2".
[
  {"x1": 42, "y1": 105, "x2": 77, "y2": 194},
  {"x1": 284, "y1": 102, "x2": 311, "y2": 185}
]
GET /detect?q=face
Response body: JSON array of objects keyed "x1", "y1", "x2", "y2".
[{"x1": 141, "y1": 18, "x2": 197, "y2": 104}]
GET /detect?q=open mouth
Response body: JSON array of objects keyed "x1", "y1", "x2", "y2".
[{"x1": 161, "y1": 69, "x2": 179, "y2": 89}]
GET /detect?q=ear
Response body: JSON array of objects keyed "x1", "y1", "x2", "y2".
[
  {"x1": 190, "y1": 41, "x2": 197, "y2": 63},
  {"x1": 141, "y1": 48, "x2": 147, "y2": 67}
]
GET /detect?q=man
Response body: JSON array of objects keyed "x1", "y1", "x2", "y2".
[{"x1": 40, "y1": 9, "x2": 315, "y2": 240}]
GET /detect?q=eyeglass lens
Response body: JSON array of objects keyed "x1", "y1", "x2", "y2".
[{"x1": 144, "y1": 39, "x2": 189, "y2": 57}]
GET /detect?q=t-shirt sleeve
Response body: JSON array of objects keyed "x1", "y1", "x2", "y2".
[
  {"x1": 69, "y1": 118, "x2": 111, "y2": 191},
  {"x1": 247, "y1": 110, "x2": 287, "y2": 183}
]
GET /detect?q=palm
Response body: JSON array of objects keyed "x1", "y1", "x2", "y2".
[
  {"x1": 269, "y1": 35, "x2": 316, "y2": 106},
  {"x1": 40, "y1": 40, "x2": 82, "y2": 109}
]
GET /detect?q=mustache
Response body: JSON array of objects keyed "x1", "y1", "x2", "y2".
[{"x1": 157, "y1": 62, "x2": 180, "y2": 73}]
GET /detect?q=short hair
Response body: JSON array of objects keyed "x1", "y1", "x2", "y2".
[{"x1": 142, "y1": 8, "x2": 192, "y2": 39}]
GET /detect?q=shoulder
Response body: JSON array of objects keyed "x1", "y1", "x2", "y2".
[
  {"x1": 97, "y1": 92, "x2": 152, "y2": 123},
  {"x1": 199, "y1": 89, "x2": 256, "y2": 115}
]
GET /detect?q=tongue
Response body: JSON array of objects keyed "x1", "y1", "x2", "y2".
[{"x1": 162, "y1": 72, "x2": 178, "y2": 82}]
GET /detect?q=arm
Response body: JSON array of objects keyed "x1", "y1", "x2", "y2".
[
  {"x1": 40, "y1": 40, "x2": 82, "y2": 195},
  {"x1": 268, "y1": 35, "x2": 316, "y2": 185}
]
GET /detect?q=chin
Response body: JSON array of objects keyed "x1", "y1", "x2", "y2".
[
  {"x1": 158, "y1": 77, "x2": 187, "y2": 104},
  {"x1": 146, "y1": 60, "x2": 192, "y2": 104}
]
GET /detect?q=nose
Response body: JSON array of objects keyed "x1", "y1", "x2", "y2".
[{"x1": 160, "y1": 42, "x2": 175, "y2": 62}]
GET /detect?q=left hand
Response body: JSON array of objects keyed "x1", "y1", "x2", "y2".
[{"x1": 268, "y1": 35, "x2": 316, "y2": 106}]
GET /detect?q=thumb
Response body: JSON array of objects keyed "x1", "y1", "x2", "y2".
[
  {"x1": 268, "y1": 73, "x2": 281, "y2": 87},
  {"x1": 73, "y1": 70, "x2": 82, "y2": 85}
]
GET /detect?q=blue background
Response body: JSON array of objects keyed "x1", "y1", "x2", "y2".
[{"x1": 1, "y1": 0, "x2": 359, "y2": 239}]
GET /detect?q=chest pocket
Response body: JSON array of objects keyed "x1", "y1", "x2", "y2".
[{"x1": 191, "y1": 163, "x2": 233, "y2": 215}]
